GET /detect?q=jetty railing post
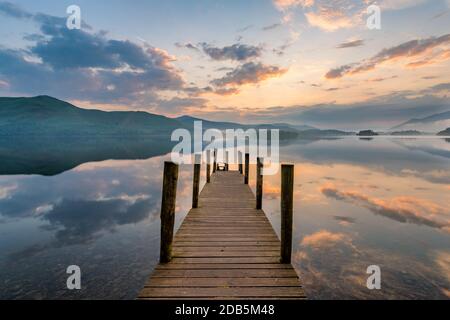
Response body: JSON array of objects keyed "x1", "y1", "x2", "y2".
[
  {"x1": 256, "y1": 157, "x2": 263, "y2": 209},
  {"x1": 244, "y1": 153, "x2": 250, "y2": 184},
  {"x1": 206, "y1": 150, "x2": 211, "y2": 183},
  {"x1": 159, "y1": 161, "x2": 179, "y2": 263},
  {"x1": 238, "y1": 151, "x2": 243, "y2": 174},
  {"x1": 213, "y1": 149, "x2": 217, "y2": 173},
  {"x1": 192, "y1": 154, "x2": 201, "y2": 208},
  {"x1": 280, "y1": 164, "x2": 294, "y2": 264},
  {"x1": 225, "y1": 151, "x2": 229, "y2": 171}
]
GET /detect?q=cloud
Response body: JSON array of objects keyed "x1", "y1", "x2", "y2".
[
  {"x1": 211, "y1": 62, "x2": 287, "y2": 87},
  {"x1": 274, "y1": 0, "x2": 431, "y2": 32},
  {"x1": 175, "y1": 42, "x2": 199, "y2": 51},
  {"x1": 274, "y1": 0, "x2": 365, "y2": 31},
  {"x1": 380, "y1": 0, "x2": 428, "y2": 10},
  {"x1": 321, "y1": 185, "x2": 450, "y2": 232},
  {"x1": 273, "y1": 0, "x2": 314, "y2": 10},
  {"x1": 262, "y1": 23, "x2": 282, "y2": 31},
  {"x1": 0, "y1": 1, "x2": 32, "y2": 18},
  {"x1": 367, "y1": 75, "x2": 398, "y2": 82},
  {"x1": 0, "y1": 2, "x2": 184, "y2": 106},
  {"x1": 336, "y1": 39, "x2": 365, "y2": 49},
  {"x1": 326, "y1": 34, "x2": 450, "y2": 79},
  {"x1": 154, "y1": 97, "x2": 208, "y2": 114},
  {"x1": 333, "y1": 216, "x2": 356, "y2": 227},
  {"x1": 198, "y1": 42, "x2": 263, "y2": 61},
  {"x1": 301, "y1": 230, "x2": 352, "y2": 249}
]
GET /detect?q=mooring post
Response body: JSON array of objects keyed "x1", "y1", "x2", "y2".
[
  {"x1": 280, "y1": 164, "x2": 294, "y2": 263},
  {"x1": 244, "y1": 153, "x2": 250, "y2": 184},
  {"x1": 192, "y1": 154, "x2": 201, "y2": 208},
  {"x1": 213, "y1": 149, "x2": 217, "y2": 173},
  {"x1": 238, "y1": 151, "x2": 243, "y2": 174},
  {"x1": 225, "y1": 151, "x2": 229, "y2": 171},
  {"x1": 256, "y1": 157, "x2": 263, "y2": 209},
  {"x1": 159, "y1": 161, "x2": 179, "y2": 263},
  {"x1": 206, "y1": 150, "x2": 211, "y2": 183}
]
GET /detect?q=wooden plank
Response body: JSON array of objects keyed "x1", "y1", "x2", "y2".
[
  {"x1": 138, "y1": 170, "x2": 305, "y2": 300},
  {"x1": 173, "y1": 246, "x2": 280, "y2": 251},
  {"x1": 151, "y1": 269, "x2": 299, "y2": 278},
  {"x1": 139, "y1": 287, "x2": 306, "y2": 298},
  {"x1": 173, "y1": 251, "x2": 279, "y2": 257},
  {"x1": 170, "y1": 257, "x2": 281, "y2": 264},
  {"x1": 145, "y1": 277, "x2": 302, "y2": 287},
  {"x1": 155, "y1": 264, "x2": 293, "y2": 270}
]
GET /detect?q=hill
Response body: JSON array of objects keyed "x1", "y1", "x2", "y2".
[
  {"x1": 0, "y1": 96, "x2": 183, "y2": 137},
  {"x1": 437, "y1": 128, "x2": 450, "y2": 136},
  {"x1": 392, "y1": 111, "x2": 450, "y2": 132}
]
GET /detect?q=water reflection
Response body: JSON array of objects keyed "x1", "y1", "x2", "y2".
[
  {"x1": 259, "y1": 137, "x2": 450, "y2": 299},
  {"x1": 0, "y1": 136, "x2": 449, "y2": 299}
]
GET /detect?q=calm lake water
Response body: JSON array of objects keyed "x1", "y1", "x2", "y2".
[{"x1": 0, "y1": 136, "x2": 449, "y2": 299}]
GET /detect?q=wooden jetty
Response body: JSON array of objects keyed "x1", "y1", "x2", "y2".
[{"x1": 138, "y1": 153, "x2": 306, "y2": 300}]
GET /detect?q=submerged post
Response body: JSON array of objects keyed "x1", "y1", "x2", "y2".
[
  {"x1": 244, "y1": 153, "x2": 249, "y2": 184},
  {"x1": 256, "y1": 157, "x2": 263, "y2": 209},
  {"x1": 280, "y1": 164, "x2": 294, "y2": 263},
  {"x1": 160, "y1": 161, "x2": 179, "y2": 263},
  {"x1": 213, "y1": 149, "x2": 217, "y2": 173},
  {"x1": 192, "y1": 154, "x2": 201, "y2": 208},
  {"x1": 206, "y1": 150, "x2": 211, "y2": 183}
]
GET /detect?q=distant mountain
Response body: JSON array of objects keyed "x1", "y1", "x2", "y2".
[
  {"x1": 175, "y1": 115, "x2": 303, "y2": 139},
  {"x1": 389, "y1": 130, "x2": 425, "y2": 136},
  {"x1": 175, "y1": 116, "x2": 350, "y2": 137},
  {"x1": 300, "y1": 129, "x2": 354, "y2": 136},
  {"x1": 175, "y1": 115, "x2": 303, "y2": 132},
  {"x1": 0, "y1": 96, "x2": 350, "y2": 139},
  {"x1": 437, "y1": 128, "x2": 450, "y2": 136},
  {"x1": 392, "y1": 111, "x2": 450, "y2": 132},
  {"x1": 0, "y1": 96, "x2": 183, "y2": 136}
]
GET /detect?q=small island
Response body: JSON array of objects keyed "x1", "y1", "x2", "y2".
[
  {"x1": 357, "y1": 130, "x2": 379, "y2": 136},
  {"x1": 437, "y1": 128, "x2": 450, "y2": 136}
]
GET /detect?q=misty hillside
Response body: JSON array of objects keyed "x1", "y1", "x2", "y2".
[
  {"x1": 0, "y1": 96, "x2": 353, "y2": 138},
  {"x1": 392, "y1": 110, "x2": 450, "y2": 132},
  {"x1": 0, "y1": 96, "x2": 183, "y2": 136}
]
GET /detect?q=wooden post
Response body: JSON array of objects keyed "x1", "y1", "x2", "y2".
[
  {"x1": 256, "y1": 157, "x2": 263, "y2": 209},
  {"x1": 244, "y1": 153, "x2": 249, "y2": 184},
  {"x1": 225, "y1": 151, "x2": 229, "y2": 171},
  {"x1": 238, "y1": 151, "x2": 243, "y2": 174},
  {"x1": 213, "y1": 149, "x2": 217, "y2": 173},
  {"x1": 192, "y1": 154, "x2": 201, "y2": 208},
  {"x1": 206, "y1": 150, "x2": 211, "y2": 183},
  {"x1": 280, "y1": 164, "x2": 294, "y2": 264},
  {"x1": 159, "y1": 161, "x2": 179, "y2": 263}
]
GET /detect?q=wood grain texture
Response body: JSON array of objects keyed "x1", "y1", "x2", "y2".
[{"x1": 138, "y1": 170, "x2": 305, "y2": 300}]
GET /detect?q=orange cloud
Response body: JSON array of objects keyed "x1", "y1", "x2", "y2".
[
  {"x1": 301, "y1": 230, "x2": 352, "y2": 249},
  {"x1": 321, "y1": 185, "x2": 450, "y2": 232},
  {"x1": 326, "y1": 34, "x2": 450, "y2": 79},
  {"x1": 211, "y1": 62, "x2": 288, "y2": 87}
]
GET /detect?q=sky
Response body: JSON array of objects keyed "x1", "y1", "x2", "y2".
[{"x1": 0, "y1": 0, "x2": 449, "y2": 129}]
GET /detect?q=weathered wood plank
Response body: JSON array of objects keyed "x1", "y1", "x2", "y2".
[
  {"x1": 145, "y1": 277, "x2": 302, "y2": 287},
  {"x1": 138, "y1": 170, "x2": 305, "y2": 300},
  {"x1": 139, "y1": 287, "x2": 306, "y2": 298},
  {"x1": 151, "y1": 269, "x2": 299, "y2": 278},
  {"x1": 155, "y1": 263, "x2": 293, "y2": 270}
]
